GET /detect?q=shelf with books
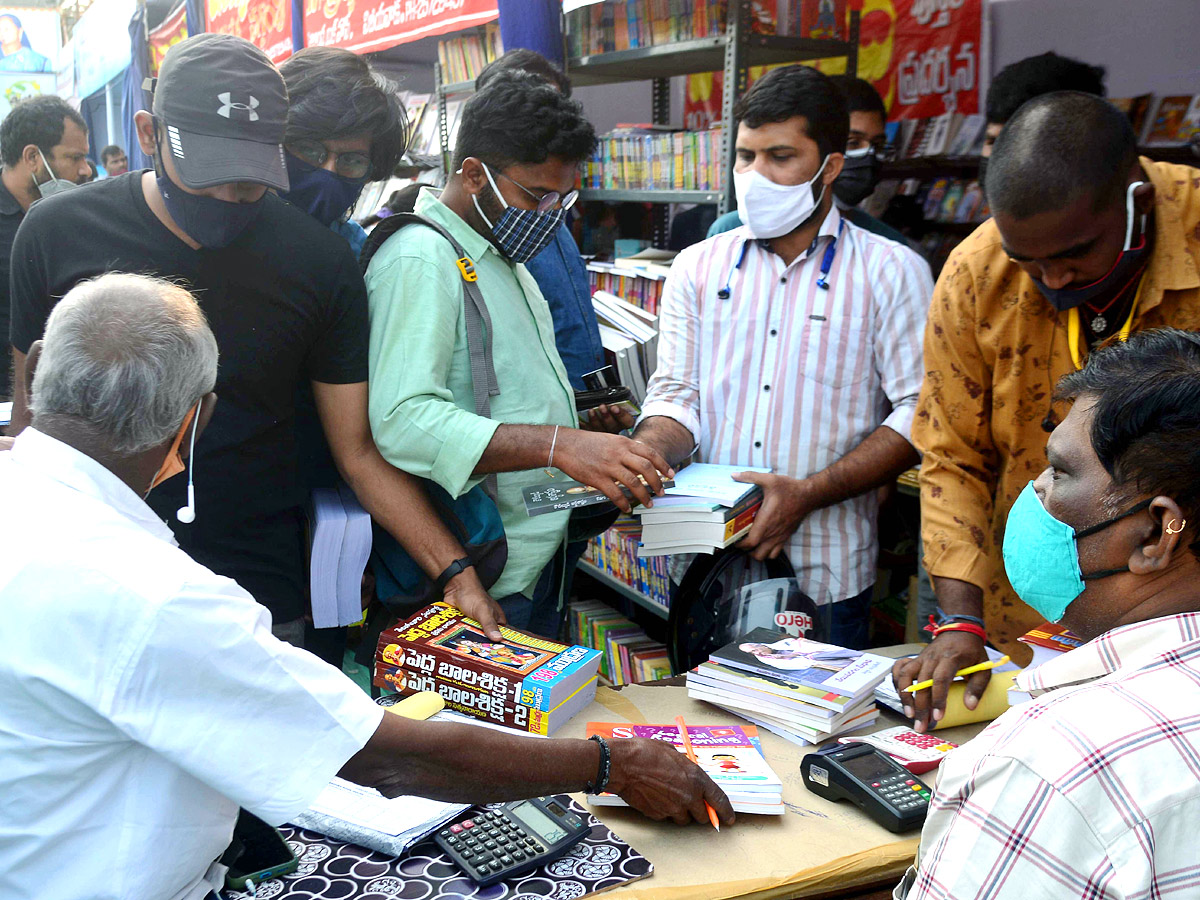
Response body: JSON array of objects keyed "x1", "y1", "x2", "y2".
[
  {"x1": 578, "y1": 560, "x2": 670, "y2": 620},
  {"x1": 580, "y1": 188, "x2": 721, "y2": 204}
]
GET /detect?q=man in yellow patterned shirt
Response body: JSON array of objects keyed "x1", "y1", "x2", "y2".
[{"x1": 896, "y1": 92, "x2": 1200, "y2": 729}]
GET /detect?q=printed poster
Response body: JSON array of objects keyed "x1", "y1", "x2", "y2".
[
  {"x1": 206, "y1": 0, "x2": 294, "y2": 63},
  {"x1": 148, "y1": 2, "x2": 189, "y2": 76},
  {"x1": 304, "y1": 0, "x2": 497, "y2": 56}
]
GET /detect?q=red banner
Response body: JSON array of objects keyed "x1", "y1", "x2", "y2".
[
  {"x1": 205, "y1": 0, "x2": 294, "y2": 63},
  {"x1": 304, "y1": 0, "x2": 497, "y2": 56},
  {"x1": 148, "y1": 2, "x2": 188, "y2": 76},
  {"x1": 683, "y1": 0, "x2": 981, "y2": 126}
]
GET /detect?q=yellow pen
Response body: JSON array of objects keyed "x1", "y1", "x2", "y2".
[{"x1": 903, "y1": 656, "x2": 1011, "y2": 693}]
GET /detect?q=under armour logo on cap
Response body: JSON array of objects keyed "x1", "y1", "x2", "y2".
[{"x1": 217, "y1": 92, "x2": 259, "y2": 122}]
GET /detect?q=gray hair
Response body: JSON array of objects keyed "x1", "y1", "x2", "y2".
[{"x1": 31, "y1": 273, "x2": 218, "y2": 455}]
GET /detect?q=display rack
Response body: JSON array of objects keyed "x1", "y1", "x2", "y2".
[
  {"x1": 567, "y1": 2, "x2": 859, "y2": 223},
  {"x1": 578, "y1": 560, "x2": 669, "y2": 620}
]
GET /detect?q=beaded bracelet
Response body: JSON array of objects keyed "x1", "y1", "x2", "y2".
[{"x1": 585, "y1": 734, "x2": 611, "y2": 794}]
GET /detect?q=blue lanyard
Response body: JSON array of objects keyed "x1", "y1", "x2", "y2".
[
  {"x1": 718, "y1": 218, "x2": 845, "y2": 299},
  {"x1": 816, "y1": 219, "x2": 845, "y2": 290}
]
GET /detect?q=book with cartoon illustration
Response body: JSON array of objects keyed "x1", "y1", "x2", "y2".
[
  {"x1": 584, "y1": 722, "x2": 784, "y2": 814},
  {"x1": 711, "y1": 628, "x2": 892, "y2": 700}
]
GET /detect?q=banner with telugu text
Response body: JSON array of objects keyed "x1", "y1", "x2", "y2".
[
  {"x1": 683, "y1": 0, "x2": 981, "y2": 128},
  {"x1": 148, "y1": 2, "x2": 188, "y2": 76},
  {"x1": 304, "y1": 0, "x2": 497, "y2": 56},
  {"x1": 205, "y1": 0, "x2": 294, "y2": 63}
]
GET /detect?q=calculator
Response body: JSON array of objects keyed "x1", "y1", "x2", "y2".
[
  {"x1": 434, "y1": 797, "x2": 592, "y2": 886},
  {"x1": 801, "y1": 742, "x2": 932, "y2": 833},
  {"x1": 839, "y1": 726, "x2": 959, "y2": 775}
]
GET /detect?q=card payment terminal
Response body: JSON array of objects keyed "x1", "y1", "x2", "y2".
[{"x1": 801, "y1": 741, "x2": 932, "y2": 833}]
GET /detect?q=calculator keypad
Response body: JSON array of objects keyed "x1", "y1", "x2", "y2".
[
  {"x1": 868, "y1": 771, "x2": 931, "y2": 811},
  {"x1": 437, "y1": 810, "x2": 546, "y2": 884}
]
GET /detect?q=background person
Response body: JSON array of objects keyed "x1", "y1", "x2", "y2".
[
  {"x1": 0, "y1": 94, "x2": 88, "y2": 399},
  {"x1": 0, "y1": 271, "x2": 734, "y2": 900},
  {"x1": 100, "y1": 143, "x2": 128, "y2": 177},
  {"x1": 901, "y1": 92, "x2": 1200, "y2": 728}
]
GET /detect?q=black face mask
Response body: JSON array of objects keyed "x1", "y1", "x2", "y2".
[
  {"x1": 833, "y1": 149, "x2": 881, "y2": 207},
  {"x1": 1030, "y1": 182, "x2": 1151, "y2": 312}
]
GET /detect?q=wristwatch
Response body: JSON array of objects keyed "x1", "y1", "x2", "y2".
[{"x1": 434, "y1": 556, "x2": 474, "y2": 592}]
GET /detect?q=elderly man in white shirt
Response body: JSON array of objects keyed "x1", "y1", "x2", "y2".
[
  {"x1": 896, "y1": 327, "x2": 1200, "y2": 898},
  {"x1": 631, "y1": 65, "x2": 931, "y2": 648},
  {"x1": 0, "y1": 273, "x2": 732, "y2": 900}
]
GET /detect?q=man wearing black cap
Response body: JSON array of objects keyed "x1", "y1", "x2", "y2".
[{"x1": 7, "y1": 33, "x2": 505, "y2": 644}]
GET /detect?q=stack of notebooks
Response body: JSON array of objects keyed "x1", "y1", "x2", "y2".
[
  {"x1": 635, "y1": 462, "x2": 769, "y2": 557},
  {"x1": 586, "y1": 722, "x2": 784, "y2": 815},
  {"x1": 687, "y1": 629, "x2": 891, "y2": 745},
  {"x1": 569, "y1": 600, "x2": 671, "y2": 686},
  {"x1": 374, "y1": 603, "x2": 601, "y2": 735},
  {"x1": 307, "y1": 484, "x2": 372, "y2": 628}
]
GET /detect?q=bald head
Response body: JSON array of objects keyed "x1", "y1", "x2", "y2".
[
  {"x1": 31, "y1": 273, "x2": 218, "y2": 455},
  {"x1": 986, "y1": 92, "x2": 1139, "y2": 221}
]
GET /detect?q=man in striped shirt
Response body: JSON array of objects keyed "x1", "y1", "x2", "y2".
[
  {"x1": 632, "y1": 66, "x2": 932, "y2": 648},
  {"x1": 898, "y1": 328, "x2": 1200, "y2": 898}
]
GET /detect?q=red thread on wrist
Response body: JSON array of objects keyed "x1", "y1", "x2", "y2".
[{"x1": 925, "y1": 617, "x2": 987, "y2": 642}]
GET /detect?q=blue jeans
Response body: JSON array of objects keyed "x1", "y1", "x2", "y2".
[
  {"x1": 829, "y1": 585, "x2": 874, "y2": 650},
  {"x1": 496, "y1": 544, "x2": 567, "y2": 640}
]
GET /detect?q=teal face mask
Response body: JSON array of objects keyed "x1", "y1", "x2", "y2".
[{"x1": 1002, "y1": 481, "x2": 1151, "y2": 623}]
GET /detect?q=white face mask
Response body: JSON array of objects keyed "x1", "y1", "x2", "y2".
[
  {"x1": 733, "y1": 156, "x2": 829, "y2": 239},
  {"x1": 33, "y1": 147, "x2": 77, "y2": 199}
]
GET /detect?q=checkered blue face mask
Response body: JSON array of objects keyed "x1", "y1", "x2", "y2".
[{"x1": 473, "y1": 164, "x2": 565, "y2": 264}]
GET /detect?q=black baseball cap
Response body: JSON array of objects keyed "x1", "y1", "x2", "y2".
[{"x1": 152, "y1": 33, "x2": 289, "y2": 191}]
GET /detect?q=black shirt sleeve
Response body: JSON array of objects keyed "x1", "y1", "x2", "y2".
[
  {"x1": 304, "y1": 241, "x2": 369, "y2": 385},
  {"x1": 9, "y1": 210, "x2": 52, "y2": 354}
]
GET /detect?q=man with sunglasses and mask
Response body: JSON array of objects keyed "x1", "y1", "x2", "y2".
[
  {"x1": 364, "y1": 71, "x2": 674, "y2": 638},
  {"x1": 7, "y1": 34, "x2": 507, "y2": 646},
  {"x1": 899, "y1": 92, "x2": 1200, "y2": 731}
]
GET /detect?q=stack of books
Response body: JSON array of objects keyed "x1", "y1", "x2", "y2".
[
  {"x1": 374, "y1": 603, "x2": 601, "y2": 735},
  {"x1": 566, "y1": 1, "x2": 728, "y2": 57},
  {"x1": 585, "y1": 722, "x2": 784, "y2": 815},
  {"x1": 306, "y1": 484, "x2": 372, "y2": 628},
  {"x1": 569, "y1": 600, "x2": 672, "y2": 686},
  {"x1": 687, "y1": 629, "x2": 891, "y2": 745},
  {"x1": 592, "y1": 289, "x2": 658, "y2": 403},
  {"x1": 436, "y1": 23, "x2": 502, "y2": 84},
  {"x1": 583, "y1": 516, "x2": 671, "y2": 611},
  {"x1": 635, "y1": 462, "x2": 769, "y2": 557}
]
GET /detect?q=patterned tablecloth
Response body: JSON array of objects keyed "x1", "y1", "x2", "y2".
[{"x1": 223, "y1": 798, "x2": 652, "y2": 900}]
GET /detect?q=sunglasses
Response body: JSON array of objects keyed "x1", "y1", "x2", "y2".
[{"x1": 287, "y1": 140, "x2": 371, "y2": 180}]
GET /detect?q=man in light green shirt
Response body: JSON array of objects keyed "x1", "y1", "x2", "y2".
[{"x1": 364, "y1": 72, "x2": 672, "y2": 636}]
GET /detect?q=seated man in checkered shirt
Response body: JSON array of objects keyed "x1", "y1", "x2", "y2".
[{"x1": 897, "y1": 327, "x2": 1200, "y2": 898}]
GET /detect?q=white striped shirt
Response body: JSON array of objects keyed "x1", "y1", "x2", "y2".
[{"x1": 641, "y1": 206, "x2": 932, "y2": 602}]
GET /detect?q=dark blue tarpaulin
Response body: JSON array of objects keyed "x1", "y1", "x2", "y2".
[
  {"x1": 121, "y1": 3, "x2": 153, "y2": 170},
  {"x1": 496, "y1": 0, "x2": 563, "y2": 67}
]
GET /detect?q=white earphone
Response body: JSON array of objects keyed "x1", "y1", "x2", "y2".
[{"x1": 175, "y1": 407, "x2": 200, "y2": 524}]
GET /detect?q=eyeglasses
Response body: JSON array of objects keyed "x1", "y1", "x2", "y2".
[
  {"x1": 287, "y1": 140, "x2": 371, "y2": 180},
  {"x1": 489, "y1": 163, "x2": 579, "y2": 214}
]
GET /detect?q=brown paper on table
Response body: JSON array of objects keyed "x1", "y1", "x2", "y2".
[{"x1": 561, "y1": 683, "x2": 988, "y2": 900}]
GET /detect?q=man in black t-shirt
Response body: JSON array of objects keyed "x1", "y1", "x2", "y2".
[{"x1": 8, "y1": 34, "x2": 505, "y2": 643}]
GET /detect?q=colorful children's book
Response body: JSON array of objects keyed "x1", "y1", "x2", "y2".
[
  {"x1": 585, "y1": 722, "x2": 784, "y2": 814},
  {"x1": 1018, "y1": 622, "x2": 1084, "y2": 669}
]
